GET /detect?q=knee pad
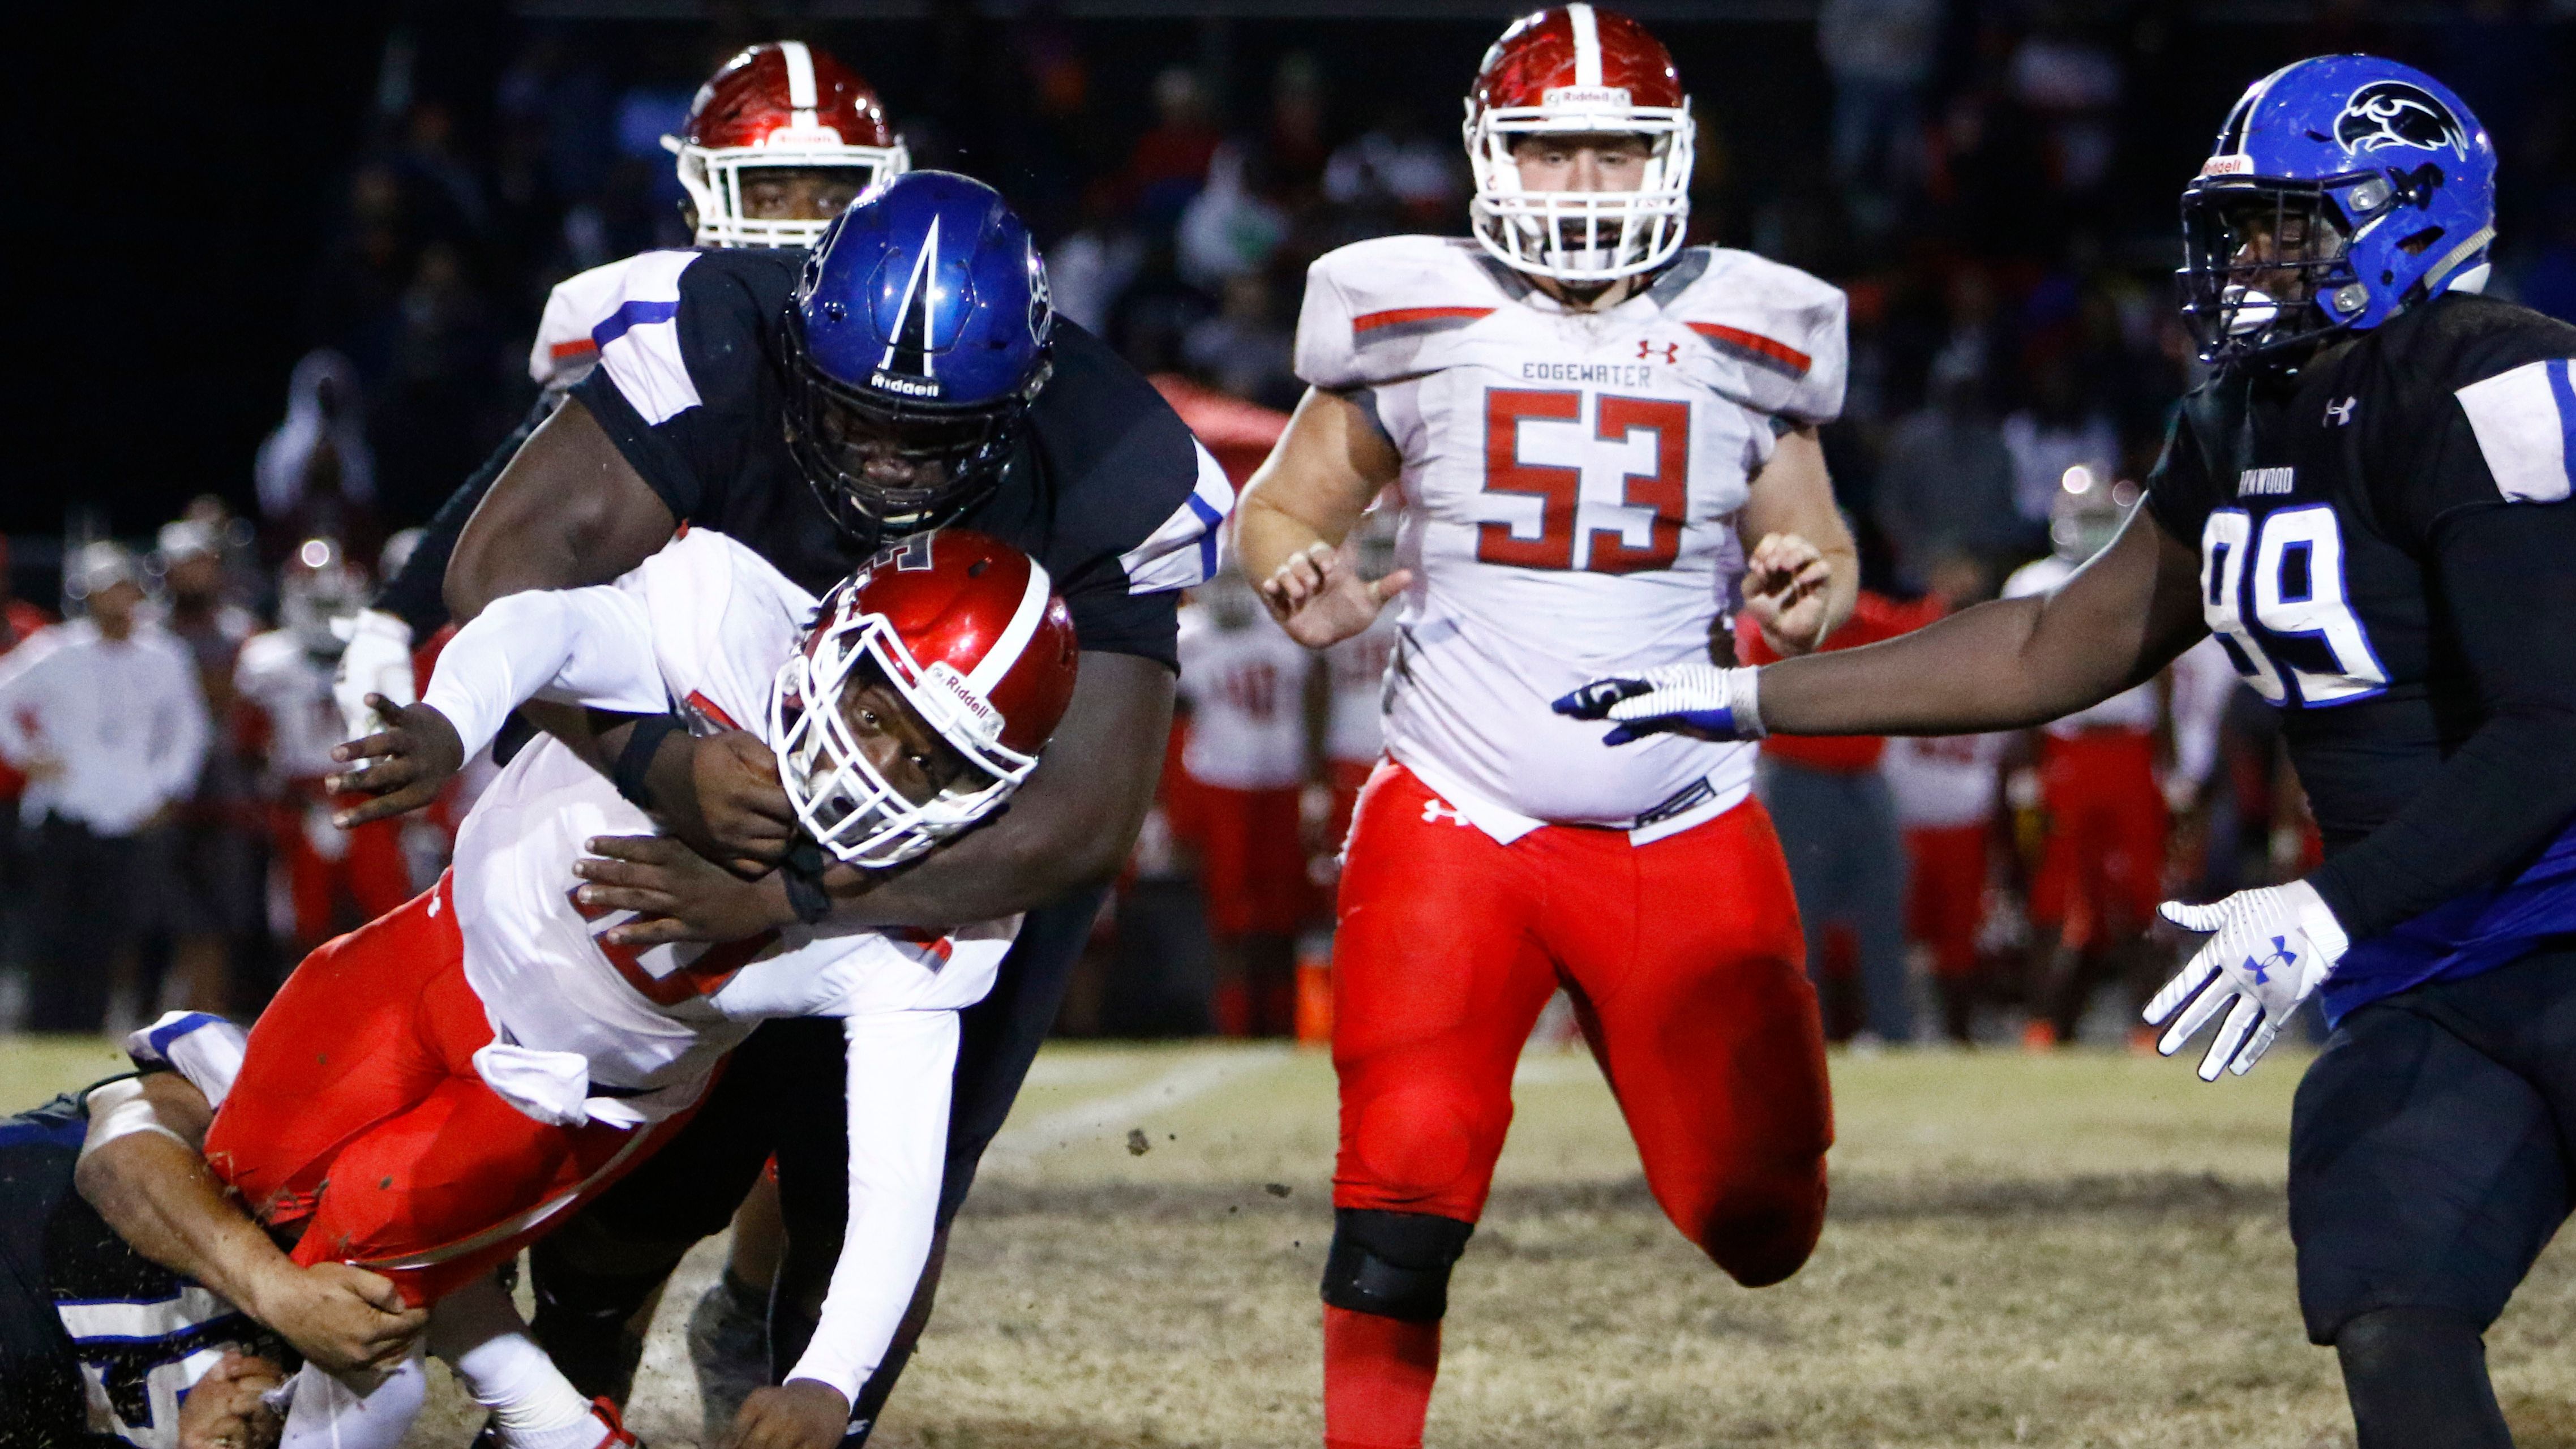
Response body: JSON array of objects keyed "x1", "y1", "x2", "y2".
[{"x1": 1319, "y1": 1208, "x2": 1474, "y2": 1323}]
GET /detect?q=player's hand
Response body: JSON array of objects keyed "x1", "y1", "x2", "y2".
[
  {"x1": 327, "y1": 697, "x2": 464, "y2": 826},
  {"x1": 175, "y1": 1348, "x2": 287, "y2": 1449},
  {"x1": 576, "y1": 834, "x2": 796, "y2": 945},
  {"x1": 331, "y1": 608, "x2": 416, "y2": 745},
  {"x1": 670, "y1": 729, "x2": 798, "y2": 873},
  {"x1": 723, "y1": 1379, "x2": 852, "y2": 1449},
  {"x1": 2144, "y1": 880, "x2": 2350, "y2": 1081},
  {"x1": 1551, "y1": 663, "x2": 1764, "y2": 745},
  {"x1": 246, "y1": 1261, "x2": 425, "y2": 1375},
  {"x1": 1741, "y1": 532, "x2": 1833, "y2": 655},
  {"x1": 1257, "y1": 539, "x2": 1412, "y2": 649}
]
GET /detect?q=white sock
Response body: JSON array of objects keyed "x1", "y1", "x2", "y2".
[
  {"x1": 427, "y1": 1275, "x2": 603, "y2": 1449},
  {"x1": 277, "y1": 1352, "x2": 430, "y2": 1449}
]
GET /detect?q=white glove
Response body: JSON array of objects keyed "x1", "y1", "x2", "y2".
[
  {"x1": 2144, "y1": 880, "x2": 2349, "y2": 1081},
  {"x1": 1552, "y1": 664, "x2": 1765, "y2": 745},
  {"x1": 332, "y1": 608, "x2": 416, "y2": 743}
]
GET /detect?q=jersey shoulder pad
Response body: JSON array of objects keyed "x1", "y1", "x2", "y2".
[
  {"x1": 2000, "y1": 555, "x2": 2071, "y2": 601},
  {"x1": 628, "y1": 528, "x2": 814, "y2": 736},
  {"x1": 1020, "y1": 323, "x2": 1233, "y2": 598},
  {"x1": 575, "y1": 249, "x2": 714, "y2": 427},
  {"x1": 2418, "y1": 297, "x2": 2576, "y2": 505},
  {"x1": 1655, "y1": 247, "x2": 1849, "y2": 425},
  {"x1": 530, "y1": 254, "x2": 652, "y2": 388},
  {"x1": 1295, "y1": 234, "x2": 1514, "y2": 390}
]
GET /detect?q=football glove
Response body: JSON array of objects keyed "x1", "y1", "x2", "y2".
[
  {"x1": 2144, "y1": 880, "x2": 2349, "y2": 1081},
  {"x1": 332, "y1": 608, "x2": 415, "y2": 744},
  {"x1": 1551, "y1": 664, "x2": 1764, "y2": 745}
]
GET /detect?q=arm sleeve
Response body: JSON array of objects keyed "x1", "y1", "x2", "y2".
[
  {"x1": 417, "y1": 586, "x2": 667, "y2": 760},
  {"x1": 785, "y1": 1009, "x2": 960, "y2": 1407},
  {"x1": 374, "y1": 394, "x2": 556, "y2": 637},
  {"x1": 2307, "y1": 498, "x2": 2576, "y2": 936}
]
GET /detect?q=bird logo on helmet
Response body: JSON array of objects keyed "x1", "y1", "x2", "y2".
[
  {"x1": 2180, "y1": 55, "x2": 2495, "y2": 367},
  {"x1": 768, "y1": 529, "x2": 1079, "y2": 868},
  {"x1": 664, "y1": 41, "x2": 910, "y2": 248},
  {"x1": 1463, "y1": 4, "x2": 1695, "y2": 284},
  {"x1": 783, "y1": 172, "x2": 1056, "y2": 541}
]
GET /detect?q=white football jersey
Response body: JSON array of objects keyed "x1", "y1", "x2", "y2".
[
  {"x1": 1883, "y1": 732, "x2": 2007, "y2": 830},
  {"x1": 1323, "y1": 607, "x2": 1399, "y2": 766},
  {"x1": 234, "y1": 631, "x2": 344, "y2": 787},
  {"x1": 1295, "y1": 235, "x2": 1846, "y2": 832},
  {"x1": 2003, "y1": 556, "x2": 2163, "y2": 737},
  {"x1": 1175, "y1": 605, "x2": 1312, "y2": 792},
  {"x1": 445, "y1": 528, "x2": 1015, "y2": 1109},
  {"x1": 526, "y1": 253, "x2": 659, "y2": 390}
]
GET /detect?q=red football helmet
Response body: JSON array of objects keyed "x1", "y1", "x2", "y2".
[
  {"x1": 665, "y1": 41, "x2": 911, "y2": 248},
  {"x1": 1464, "y1": 5, "x2": 1695, "y2": 283},
  {"x1": 769, "y1": 529, "x2": 1079, "y2": 867}
]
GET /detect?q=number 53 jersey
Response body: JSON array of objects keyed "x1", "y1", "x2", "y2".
[
  {"x1": 2143, "y1": 292, "x2": 2576, "y2": 854},
  {"x1": 1293, "y1": 235, "x2": 1846, "y2": 830}
]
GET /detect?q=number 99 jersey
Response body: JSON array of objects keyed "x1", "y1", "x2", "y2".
[
  {"x1": 1293, "y1": 234, "x2": 1846, "y2": 829},
  {"x1": 2141, "y1": 291, "x2": 2576, "y2": 855}
]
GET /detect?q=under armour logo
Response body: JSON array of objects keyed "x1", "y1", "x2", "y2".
[
  {"x1": 1421, "y1": 798, "x2": 1471, "y2": 827},
  {"x1": 2245, "y1": 934, "x2": 2297, "y2": 985},
  {"x1": 2324, "y1": 396, "x2": 2359, "y2": 426},
  {"x1": 1637, "y1": 340, "x2": 1679, "y2": 364}
]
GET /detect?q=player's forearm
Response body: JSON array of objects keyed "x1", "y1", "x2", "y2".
[
  {"x1": 1231, "y1": 484, "x2": 1338, "y2": 587},
  {"x1": 1759, "y1": 593, "x2": 2106, "y2": 735},
  {"x1": 822, "y1": 655, "x2": 1173, "y2": 927},
  {"x1": 76, "y1": 1126, "x2": 297, "y2": 1324}
]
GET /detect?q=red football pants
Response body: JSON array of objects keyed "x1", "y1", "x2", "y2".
[
  {"x1": 1186, "y1": 783, "x2": 1310, "y2": 937},
  {"x1": 274, "y1": 800, "x2": 413, "y2": 946},
  {"x1": 2029, "y1": 731, "x2": 2167, "y2": 950},
  {"x1": 203, "y1": 876, "x2": 683, "y2": 1306},
  {"x1": 1904, "y1": 824, "x2": 1988, "y2": 980},
  {"x1": 1331, "y1": 763, "x2": 1831, "y2": 1284}
]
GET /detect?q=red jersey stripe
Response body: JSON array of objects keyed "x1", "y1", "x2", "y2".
[
  {"x1": 1685, "y1": 322, "x2": 1811, "y2": 376},
  {"x1": 1353, "y1": 306, "x2": 1495, "y2": 333},
  {"x1": 550, "y1": 338, "x2": 600, "y2": 359}
]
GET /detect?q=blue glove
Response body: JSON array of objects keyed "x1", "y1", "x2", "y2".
[{"x1": 1551, "y1": 664, "x2": 1764, "y2": 745}]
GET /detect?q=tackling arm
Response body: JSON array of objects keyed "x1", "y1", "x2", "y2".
[
  {"x1": 1758, "y1": 507, "x2": 2209, "y2": 735},
  {"x1": 77, "y1": 1076, "x2": 425, "y2": 1374},
  {"x1": 444, "y1": 396, "x2": 683, "y2": 625}
]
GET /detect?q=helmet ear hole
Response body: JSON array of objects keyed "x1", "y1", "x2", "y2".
[{"x1": 2398, "y1": 226, "x2": 2445, "y2": 256}]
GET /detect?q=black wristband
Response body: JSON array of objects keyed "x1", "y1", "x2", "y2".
[
  {"x1": 781, "y1": 839, "x2": 833, "y2": 925},
  {"x1": 612, "y1": 716, "x2": 687, "y2": 810}
]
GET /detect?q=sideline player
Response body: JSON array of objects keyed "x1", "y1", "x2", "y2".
[
  {"x1": 222, "y1": 526, "x2": 1075, "y2": 1449},
  {"x1": 1235, "y1": 9, "x2": 1854, "y2": 1444},
  {"x1": 1173, "y1": 569, "x2": 1314, "y2": 1036},
  {"x1": 1561, "y1": 57, "x2": 2569, "y2": 1449},
  {"x1": 6, "y1": 1011, "x2": 425, "y2": 1449},
  {"x1": 363, "y1": 167, "x2": 1221, "y2": 1438}
]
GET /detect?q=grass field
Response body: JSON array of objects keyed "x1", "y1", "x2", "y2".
[{"x1": 10, "y1": 1034, "x2": 2575, "y2": 1448}]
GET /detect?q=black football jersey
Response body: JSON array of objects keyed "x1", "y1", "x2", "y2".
[
  {"x1": 567, "y1": 248, "x2": 1227, "y2": 669},
  {"x1": 0, "y1": 1084, "x2": 285, "y2": 1448},
  {"x1": 2145, "y1": 293, "x2": 2576, "y2": 852}
]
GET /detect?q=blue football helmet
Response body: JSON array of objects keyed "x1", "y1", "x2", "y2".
[
  {"x1": 2180, "y1": 55, "x2": 2495, "y2": 367},
  {"x1": 785, "y1": 170, "x2": 1055, "y2": 535}
]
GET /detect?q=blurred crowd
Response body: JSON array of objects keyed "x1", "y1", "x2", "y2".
[{"x1": 9, "y1": 1, "x2": 2576, "y2": 1041}]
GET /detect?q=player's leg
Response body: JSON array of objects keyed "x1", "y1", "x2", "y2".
[
  {"x1": 2290, "y1": 953, "x2": 2576, "y2": 1448},
  {"x1": 1758, "y1": 758, "x2": 1846, "y2": 1012},
  {"x1": 431, "y1": 1272, "x2": 632, "y2": 1449},
  {"x1": 1325, "y1": 765, "x2": 1558, "y2": 1449},
  {"x1": 201, "y1": 882, "x2": 470, "y2": 1224},
  {"x1": 1559, "y1": 800, "x2": 1832, "y2": 1285},
  {"x1": 1245, "y1": 785, "x2": 1308, "y2": 1036},
  {"x1": 1906, "y1": 824, "x2": 1986, "y2": 1043},
  {"x1": 688, "y1": 1167, "x2": 784, "y2": 1433}
]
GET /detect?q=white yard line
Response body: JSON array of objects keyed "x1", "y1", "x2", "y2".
[{"x1": 985, "y1": 1045, "x2": 1292, "y2": 1164}]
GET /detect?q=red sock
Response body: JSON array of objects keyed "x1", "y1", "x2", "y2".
[{"x1": 1323, "y1": 1304, "x2": 1441, "y2": 1449}]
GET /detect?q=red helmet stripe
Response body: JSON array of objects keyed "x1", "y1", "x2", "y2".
[
  {"x1": 1569, "y1": 3, "x2": 1602, "y2": 87},
  {"x1": 964, "y1": 554, "x2": 1053, "y2": 696}
]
